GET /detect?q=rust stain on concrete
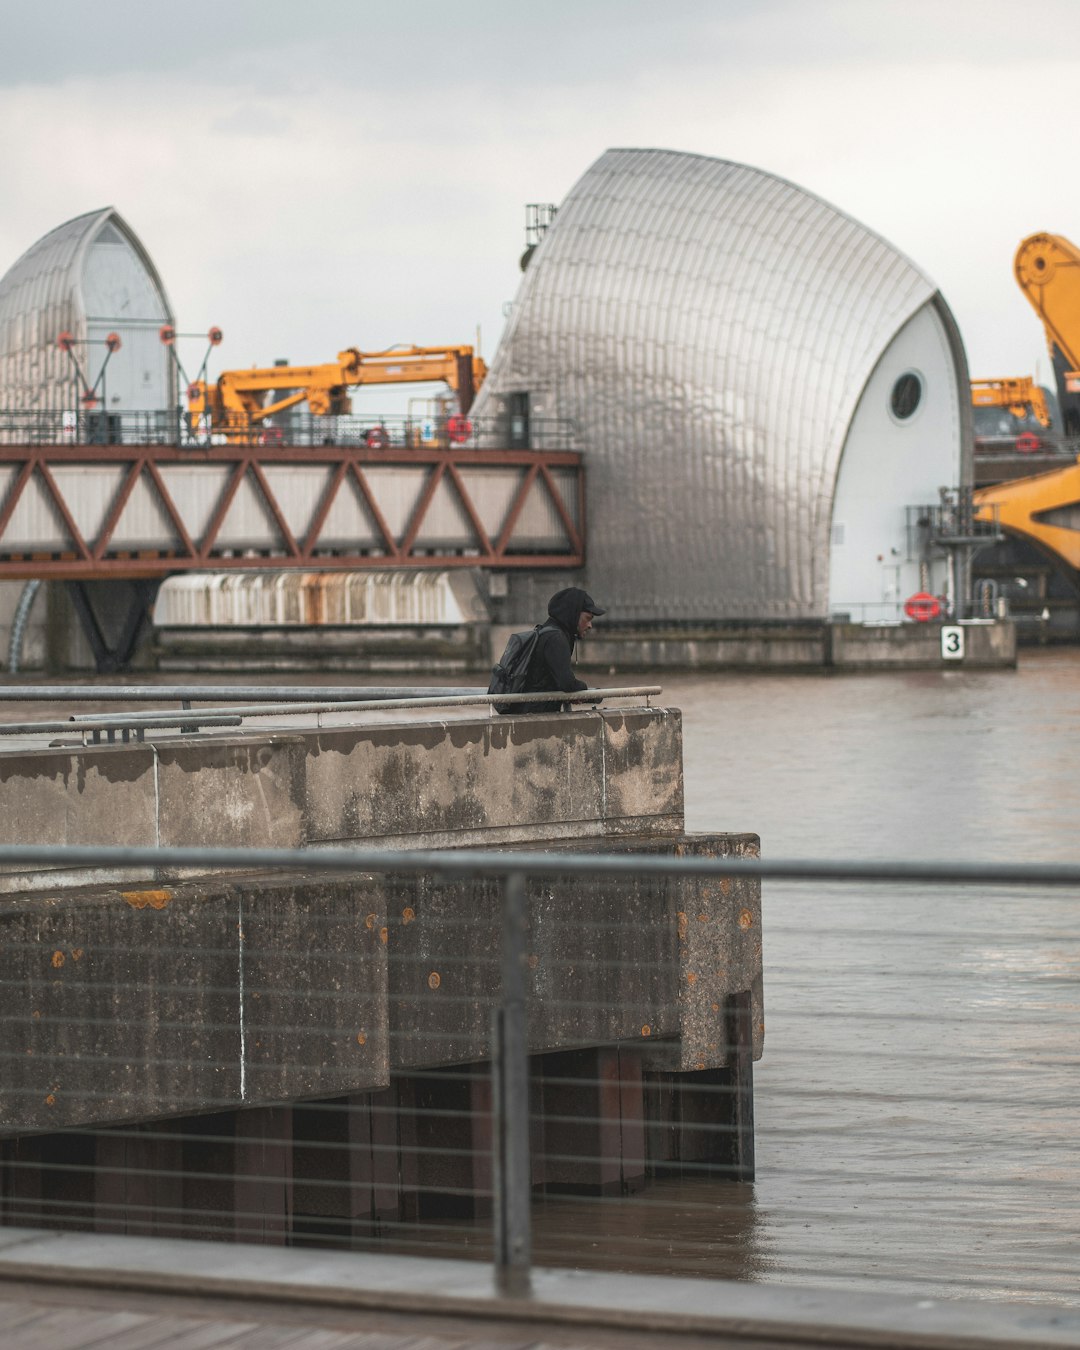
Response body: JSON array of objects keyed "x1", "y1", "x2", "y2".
[
  {"x1": 739, "y1": 908, "x2": 754, "y2": 930},
  {"x1": 427, "y1": 971, "x2": 441, "y2": 990},
  {"x1": 379, "y1": 926, "x2": 389, "y2": 945},
  {"x1": 365, "y1": 913, "x2": 376, "y2": 930},
  {"x1": 676, "y1": 911, "x2": 689, "y2": 940},
  {"x1": 401, "y1": 907, "x2": 415, "y2": 925},
  {"x1": 356, "y1": 1032, "x2": 367, "y2": 1046},
  {"x1": 50, "y1": 951, "x2": 64, "y2": 969},
  {"x1": 122, "y1": 889, "x2": 172, "y2": 910},
  {"x1": 641, "y1": 1024, "x2": 651, "y2": 1037}
]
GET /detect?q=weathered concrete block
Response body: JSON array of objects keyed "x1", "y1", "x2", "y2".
[
  {"x1": 0, "y1": 832, "x2": 759, "y2": 1137},
  {"x1": 0, "y1": 874, "x2": 390, "y2": 1135},
  {"x1": 0, "y1": 747, "x2": 157, "y2": 891},
  {"x1": 155, "y1": 738, "x2": 307, "y2": 851},
  {"x1": 827, "y1": 619, "x2": 1017, "y2": 669},
  {"x1": 0, "y1": 707, "x2": 685, "y2": 893}
]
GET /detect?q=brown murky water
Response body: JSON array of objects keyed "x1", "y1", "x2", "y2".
[
  {"x1": 8, "y1": 654, "x2": 1080, "y2": 1307},
  {"x1": 522, "y1": 651, "x2": 1080, "y2": 1306}
]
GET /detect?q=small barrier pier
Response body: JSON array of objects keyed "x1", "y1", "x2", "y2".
[{"x1": 0, "y1": 690, "x2": 762, "y2": 1244}]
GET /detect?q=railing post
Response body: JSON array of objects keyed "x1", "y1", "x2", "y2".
[{"x1": 492, "y1": 868, "x2": 532, "y2": 1296}]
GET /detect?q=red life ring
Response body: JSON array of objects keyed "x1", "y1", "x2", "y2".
[
  {"x1": 1016, "y1": 432, "x2": 1041, "y2": 453},
  {"x1": 904, "y1": 592, "x2": 942, "y2": 623},
  {"x1": 446, "y1": 414, "x2": 472, "y2": 444},
  {"x1": 365, "y1": 426, "x2": 389, "y2": 449}
]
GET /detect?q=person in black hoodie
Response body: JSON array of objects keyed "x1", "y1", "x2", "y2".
[{"x1": 518, "y1": 586, "x2": 606, "y2": 713}]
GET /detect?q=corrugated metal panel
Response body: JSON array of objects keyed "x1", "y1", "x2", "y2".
[
  {"x1": 0, "y1": 208, "x2": 174, "y2": 414},
  {"x1": 473, "y1": 148, "x2": 946, "y2": 621},
  {"x1": 154, "y1": 569, "x2": 486, "y2": 628}
]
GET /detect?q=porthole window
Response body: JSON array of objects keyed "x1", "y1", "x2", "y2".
[{"x1": 890, "y1": 371, "x2": 923, "y2": 421}]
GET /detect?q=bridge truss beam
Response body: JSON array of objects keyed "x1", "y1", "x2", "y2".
[{"x1": 0, "y1": 444, "x2": 585, "y2": 580}]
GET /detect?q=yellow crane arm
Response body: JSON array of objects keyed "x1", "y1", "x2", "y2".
[
  {"x1": 971, "y1": 377, "x2": 1050, "y2": 428},
  {"x1": 1014, "y1": 233, "x2": 1080, "y2": 379},
  {"x1": 189, "y1": 345, "x2": 487, "y2": 424},
  {"x1": 974, "y1": 463, "x2": 1080, "y2": 569}
]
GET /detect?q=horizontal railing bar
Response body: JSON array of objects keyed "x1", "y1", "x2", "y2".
[
  {"x1": 0, "y1": 685, "x2": 482, "y2": 703},
  {"x1": 0, "y1": 841, "x2": 1078, "y2": 886},
  {"x1": 0, "y1": 713, "x2": 242, "y2": 736},
  {"x1": 62, "y1": 686, "x2": 661, "y2": 728}
]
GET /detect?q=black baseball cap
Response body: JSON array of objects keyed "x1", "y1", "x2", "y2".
[{"x1": 581, "y1": 592, "x2": 606, "y2": 616}]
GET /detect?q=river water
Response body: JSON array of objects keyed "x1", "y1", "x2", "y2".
[
  {"x1": 525, "y1": 649, "x2": 1080, "y2": 1307},
  {"x1": 11, "y1": 653, "x2": 1080, "y2": 1307}
]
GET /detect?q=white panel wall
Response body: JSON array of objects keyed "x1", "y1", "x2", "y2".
[{"x1": 827, "y1": 302, "x2": 963, "y2": 622}]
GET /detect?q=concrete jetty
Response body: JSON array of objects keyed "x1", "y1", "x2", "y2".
[{"x1": 0, "y1": 706, "x2": 762, "y2": 1239}]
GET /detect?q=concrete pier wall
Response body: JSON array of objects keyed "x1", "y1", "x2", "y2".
[
  {"x1": 0, "y1": 704, "x2": 763, "y2": 1233},
  {"x1": 0, "y1": 833, "x2": 761, "y2": 1137},
  {"x1": 0, "y1": 708, "x2": 683, "y2": 893}
]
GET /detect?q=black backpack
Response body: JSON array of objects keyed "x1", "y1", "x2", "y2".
[{"x1": 487, "y1": 624, "x2": 544, "y2": 714}]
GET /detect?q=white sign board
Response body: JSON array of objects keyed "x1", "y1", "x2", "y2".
[{"x1": 941, "y1": 626, "x2": 965, "y2": 661}]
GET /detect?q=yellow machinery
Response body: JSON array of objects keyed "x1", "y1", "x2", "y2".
[
  {"x1": 971, "y1": 376, "x2": 1050, "y2": 427},
  {"x1": 975, "y1": 461, "x2": 1080, "y2": 569},
  {"x1": 973, "y1": 234, "x2": 1080, "y2": 570},
  {"x1": 187, "y1": 344, "x2": 487, "y2": 437}
]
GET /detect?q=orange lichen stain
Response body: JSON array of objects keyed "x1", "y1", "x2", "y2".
[
  {"x1": 401, "y1": 907, "x2": 415, "y2": 925},
  {"x1": 365, "y1": 913, "x2": 376, "y2": 930},
  {"x1": 675, "y1": 911, "x2": 689, "y2": 940},
  {"x1": 122, "y1": 889, "x2": 171, "y2": 910},
  {"x1": 719, "y1": 877, "x2": 732, "y2": 895},
  {"x1": 527, "y1": 954, "x2": 539, "y2": 970},
  {"x1": 738, "y1": 909, "x2": 754, "y2": 930},
  {"x1": 697, "y1": 913, "x2": 708, "y2": 924},
  {"x1": 45, "y1": 1094, "x2": 55, "y2": 1107},
  {"x1": 71, "y1": 949, "x2": 83, "y2": 962},
  {"x1": 379, "y1": 927, "x2": 389, "y2": 945},
  {"x1": 50, "y1": 951, "x2": 65, "y2": 969},
  {"x1": 32, "y1": 1009, "x2": 41, "y2": 1020},
  {"x1": 696, "y1": 1061, "x2": 706, "y2": 1071},
  {"x1": 641, "y1": 1024, "x2": 651, "y2": 1037},
  {"x1": 427, "y1": 971, "x2": 442, "y2": 990},
  {"x1": 686, "y1": 971, "x2": 698, "y2": 985},
  {"x1": 711, "y1": 1002, "x2": 720, "y2": 1013},
  {"x1": 356, "y1": 1032, "x2": 367, "y2": 1046}
]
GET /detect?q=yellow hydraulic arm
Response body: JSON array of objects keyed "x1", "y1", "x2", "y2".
[
  {"x1": 1014, "y1": 233, "x2": 1080, "y2": 386},
  {"x1": 974, "y1": 462, "x2": 1080, "y2": 569},
  {"x1": 971, "y1": 234, "x2": 1080, "y2": 570},
  {"x1": 970, "y1": 377, "x2": 1050, "y2": 427},
  {"x1": 188, "y1": 344, "x2": 487, "y2": 426}
]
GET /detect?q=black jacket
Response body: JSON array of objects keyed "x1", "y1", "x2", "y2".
[{"x1": 519, "y1": 587, "x2": 592, "y2": 713}]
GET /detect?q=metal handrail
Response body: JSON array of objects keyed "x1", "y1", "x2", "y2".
[
  {"x1": 0, "y1": 687, "x2": 662, "y2": 742},
  {"x1": 0, "y1": 685, "x2": 482, "y2": 703},
  {"x1": 63, "y1": 686, "x2": 661, "y2": 729},
  {"x1": 1, "y1": 837, "x2": 1077, "y2": 1298}
]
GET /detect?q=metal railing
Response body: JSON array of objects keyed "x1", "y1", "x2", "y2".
[
  {"x1": 0, "y1": 687, "x2": 661, "y2": 743},
  {"x1": 0, "y1": 408, "x2": 579, "y2": 451},
  {"x1": 1, "y1": 842, "x2": 1080, "y2": 1309}
]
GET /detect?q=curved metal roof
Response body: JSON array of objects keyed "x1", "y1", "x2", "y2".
[
  {"x1": 477, "y1": 148, "x2": 956, "y2": 621},
  {"x1": 0, "y1": 208, "x2": 173, "y2": 410}
]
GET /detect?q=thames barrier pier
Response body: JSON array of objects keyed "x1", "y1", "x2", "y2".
[{"x1": 0, "y1": 704, "x2": 762, "y2": 1240}]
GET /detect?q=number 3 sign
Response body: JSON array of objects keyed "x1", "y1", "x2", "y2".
[{"x1": 941, "y1": 626, "x2": 965, "y2": 661}]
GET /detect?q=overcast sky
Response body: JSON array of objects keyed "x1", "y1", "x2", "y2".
[{"x1": 3, "y1": 0, "x2": 1079, "y2": 404}]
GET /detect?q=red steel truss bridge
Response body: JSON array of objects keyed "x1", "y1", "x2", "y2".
[{"x1": 0, "y1": 441, "x2": 585, "y2": 581}]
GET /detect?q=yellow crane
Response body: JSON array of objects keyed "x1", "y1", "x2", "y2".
[
  {"x1": 973, "y1": 234, "x2": 1080, "y2": 568},
  {"x1": 970, "y1": 376, "x2": 1050, "y2": 428},
  {"x1": 187, "y1": 344, "x2": 487, "y2": 440}
]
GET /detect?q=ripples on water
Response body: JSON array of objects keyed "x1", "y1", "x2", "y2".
[
  {"x1": 18, "y1": 656, "x2": 1080, "y2": 1306},
  {"x1": 338, "y1": 653, "x2": 1080, "y2": 1305}
]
